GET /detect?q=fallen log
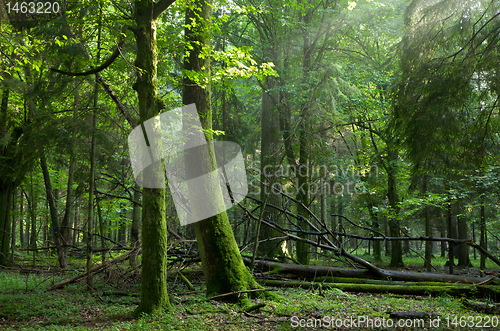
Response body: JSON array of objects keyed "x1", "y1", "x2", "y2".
[
  {"x1": 317, "y1": 277, "x2": 477, "y2": 287},
  {"x1": 462, "y1": 298, "x2": 500, "y2": 314},
  {"x1": 259, "y1": 279, "x2": 500, "y2": 301},
  {"x1": 388, "y1": 312, "x2": 437, "y2": 319},
  {"x1": 248, "y1": 259, "x2": 500, "y2": 285}
]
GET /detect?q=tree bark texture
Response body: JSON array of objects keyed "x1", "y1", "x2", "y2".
[
  {"x1": 260, "y1": 75, "x2": 283, "y2": 258},
  {"x1": 132, "y1": 0, "x2": 173, "y2": 315},
  {"x1": 183, "y1": 0, "x2": 264, "y2": 306}
]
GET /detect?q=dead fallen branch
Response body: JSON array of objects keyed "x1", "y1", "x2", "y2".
[{"x1": 47, "y1": 249, "x2": 138, "y2": 291}]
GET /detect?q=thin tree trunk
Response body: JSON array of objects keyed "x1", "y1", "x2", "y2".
[
  {"x1": 480, "y1": 198, "x2": 486, "y2": 270},
  {"x1": 457, "y1": 211, "x2": 471, "y2": 267},
  {"x1": 10, "y1": 189, "x2": 16, "y2": 262},
  {"x1": 86, "y1": 4, "x2": 102, "y2": 289},
  {"x1": 40, "y1": 151, "x2": 64, "y2": 268},
  {"x1": 97, "y1": 195, "x2": 106, "y2": 263},
  {"x1": 29, "y1": 175, "x2": 37, "y2": 251},
  {"x1": 296, "y1": 7, "x2": 313, "y2": 266},
  {"x1": 259, "y1": 75, "x2": 283, "y2": 258},
  {"x1": 387, "y1": 148, "x2": 403, "y2": 267},
  {"x1": 423, "y1": 174, "x2": 432, "y2": 272},
  {"x1": 19, "y1": 192, "x2": 24, "y2": 248},
  {"x1": 59, "y1": 103, "x2": 78, "y2": 269},
  {"x1": 0, "y1": 186, "x2": 13, "y2": 265},
  {"x1": 130, "y1": 184, "x2": 141, "y2": 268},
  {"x1": 447, "y1": 188, "x2": 454, "y2": 274}
]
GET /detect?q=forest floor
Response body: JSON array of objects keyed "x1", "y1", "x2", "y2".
[{"x1": 0, "y1": 252, "x2": 498, "y2": 330}]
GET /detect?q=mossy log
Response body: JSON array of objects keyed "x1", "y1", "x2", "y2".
[
  {"x1": 462, "y1": 298, "x2": 500, "y2": 314},
  {"x1": 259, "y1": 279, "x2": 500, "y2": 301},
  {"x1": 249, "y1": 259, "x2": 500, "y2": 285},
  {"x1": 319, "y1": 277, "x2": 472, "y2": 287},
  {"x1": 388, "y1": 311, "x2": 437, "y2": 319}
]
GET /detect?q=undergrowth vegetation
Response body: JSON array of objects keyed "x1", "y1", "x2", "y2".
[{"x1": 0, "y1": 256, "x2": 497, "y2": 331}]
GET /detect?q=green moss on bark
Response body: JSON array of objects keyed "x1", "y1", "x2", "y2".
[
  {"x1": 132, "y1": 0, "x2": 171, "y2": 315},
  {"x1": 183, "y1": 0, "x2": 278, "y2": 306}
]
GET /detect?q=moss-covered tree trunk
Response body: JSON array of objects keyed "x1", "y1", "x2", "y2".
[
  {"x1": 132, "y1": 0, "x2": 173, "y2": 315},
  {"x1": 183, "y1": 0, "x2": 262, "y2": 305}
]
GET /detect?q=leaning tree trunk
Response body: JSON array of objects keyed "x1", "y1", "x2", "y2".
[
  {"x1": 183, "y1": 0, "x2": 264, "y2": 306},
  {"x1": 40, "y1": 151, "x2": 65, "y2": 268}
]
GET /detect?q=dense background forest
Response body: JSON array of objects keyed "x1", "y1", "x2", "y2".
[{"x1": 1, "y1": 0, "x2": 500, "y2": 329}]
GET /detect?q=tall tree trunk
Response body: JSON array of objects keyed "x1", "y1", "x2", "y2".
[
  {"x1": 457, "y1": 211, "x2": 471, "y2": 267},
  {"x1": 28, "y1": 176, "x2": 37, "y2": 251},
  {"x1": 423, "y1": 174, "x2": 432, "y2": 272},
  {"x1": 132, "y1": 0, "x2": 174, "y2": 315},
  {"x1": 97, "y1": 195, "x2": 106, "y2": 263},
  {"x1": 387, "y1": 148, "x2": 403, "y2": 267},
  {"x1": 0, "y1": 86, "x2": 17, "y2": 265},
  {"x1": 118, "y1": 202, "x2": 127, "y2": 244},
  {"x1": 40, "y1": 151, "x2": 64, "y2": 268},
  {"x1": 440, "y1": 219, "x2": 446, "y2": 257},
  {"x1": 19, "y1": 192, "x2": 24, "y2": 248},
  {"x1": 86, "y1": 4, "x2": 103, "y2": 289},
  {"x1": 368, "y1": 201, "x2": 381, "y2": 261},
  {"x1": 296, "y1": 7, "x2": 313, "y2": 266},
  {"x1": 0, "y1": 186, "x2": 13, "y2": 265},
  {"x1": 10, "y1": 190, "x2": 16, "y2": 262},
  {"x1": 446, "y1": 187, "x2": 454, "y2": 274},
  {"x1": 480, "y1": 199, "x2": 486, "y2": 270},
  {"x1": 72, "y1": 199, "x2": 78, "y2": 246},
  {"x1": 183, "y1": 0, "x2": 264, "y2": 306},
  {"x1": 259, "y1": 75, "x2": 283, "y2": 258},
  {"x1": 59, "y1": 105, "x2": 78, "y2": 269}
]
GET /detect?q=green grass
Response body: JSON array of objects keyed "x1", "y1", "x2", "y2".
[{"x1": 0, "y1": 268, "x2": 497, "y2": 331}]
